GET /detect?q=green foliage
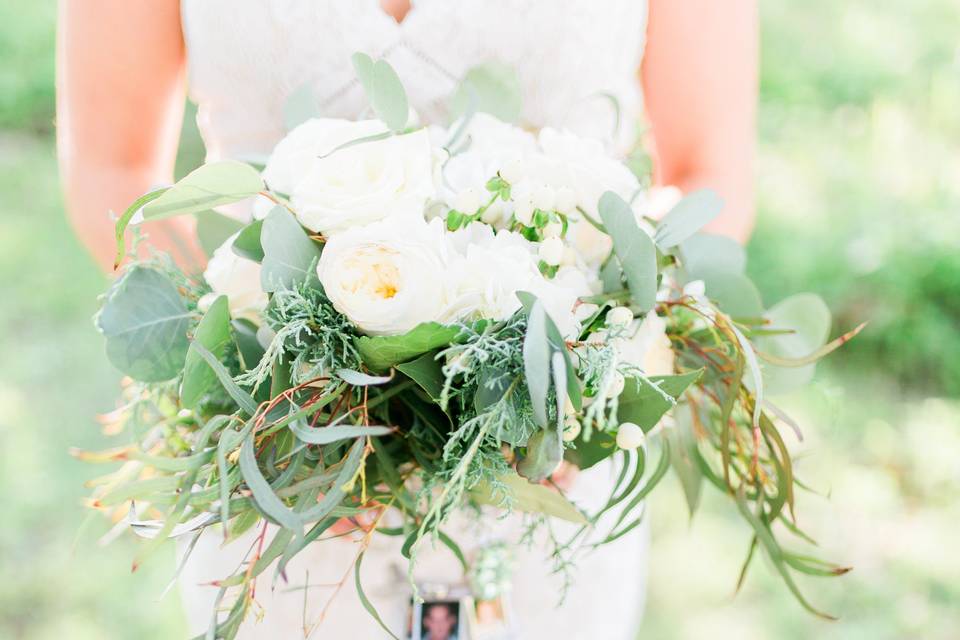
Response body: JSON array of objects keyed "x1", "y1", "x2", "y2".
[
  {"x1": 598, "y1": 191, "x2": 658, "y2": 312},
  {"x1": 195, "y1": 210, "x2": 244, "y2": 256},
  {"x1": 351, "y1": 52, "x2": 409, "y2": 131},
  {"x1": 472, "y1": 470, "x2": 587, "y2": 524},
  {"x1": 142, "y1": 160, "x2": 263, "y2": 219},
  {"x1": 654, "y1": 189, "x2": 723, "y2": 249},
  {"x1": 180, "y1": 295, "x2": 232, "y2": 409},
  {"x1": 449, "y1": 62, "x2": 523, "y2": 123},
  {"x1": 357, "y1": 322, "x2": 464, "y2": 371},
  {"x1": 96, "y1": 267, "x2": 192, "y2": 382},
  {"x1": 259, "y1": 206, "x2": 321, "y2": 292},
  {"x1": 231, "y1": 218, "x2": 264, "y2": 262}
]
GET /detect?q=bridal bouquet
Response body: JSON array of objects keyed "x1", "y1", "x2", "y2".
[{"x1": 81, "y1": 55, "x2": 859, "y2": 637}]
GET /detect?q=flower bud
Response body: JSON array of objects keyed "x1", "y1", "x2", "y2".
[
  {"x1": 606, "y1": 306, "x2": 634, "y2": 327},
  {"x1": 514, "y1": 197, "x2": 536, "y2": 226},
  {"x1": 538, "y1": 237, "x2": 564, "y2": 266},
  {"x1": 616, "y1": 422, "x2": 645, "y2": 450}
]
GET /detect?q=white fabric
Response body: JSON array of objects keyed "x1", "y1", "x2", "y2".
[{"x1": 178, "y1": 2, "x2": 650, "y2": 637}]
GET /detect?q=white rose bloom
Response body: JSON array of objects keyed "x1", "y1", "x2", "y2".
[
  {"x1": 613, "y1": 312, "x2": 675, "y2": 376},
  {"x1": 262, "y1": 118, "x2": 387, "y2": 195},
  {"x1": 445, "y1": 224, "x2": 541, "y2": 322},
  {"x1": 203, "y1": 234, "x2": 268, "y2": 322},
  {"x1": 285, "y1": 127, "x2": 436, "y2": 234},
  {"x1": 317, "y1": 216, "x2": 453, "y2": 336}
]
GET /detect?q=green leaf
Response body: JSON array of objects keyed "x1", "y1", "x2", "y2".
[
  {"x1": 239, "y1": 428, "x2": 301, "y2": 531},
  {"x1": 355, "y1": 551, "x2": 402, "y2": 640},
  {"x1": 670, "y1": 403, "x2": 704, "y2": 516},
  {"x1": 195, "y1": 210, "x2": 244, "y2": 257},
  {"x1": 618, "y1": 369, "x2": 703, "y2": 431},
  {"x1": 96, "y1": 267, "x2": 191, "y2": 382},
  {"x1": 191, "y1": 342, "x2": 258, "y2": 416},
  {"x1": 357, "y1": 322, "x2": 462, "y2": 371},
  {"x1": 700, "y1": 272, "x2": 764, "y2": 319},
  {"x1": 231, "y1": 219, "x2": 264, "y2": 262},
  {"x1": 654, "y1": 189, "x2": 723, "y2": 249},
  {"x1": 449, "y1": 62, "x2": 523, "y2": 123},
  {"x1": 516, "y1": 426, "x2": 563, "y2": 483},
  {"x1": 680, "y1": 232, "x2": 746, "y2": 277},
  {"x1": 283, "y1": 83, "x2": 320, "y2": 132},
  {"x1": 180, "y1": 296, "x2": 232, "y2": 409},
  {"x1": 260, "y1": 206, "x2": 321, "y2": 292},
  {"x1": 565, "y1": 431, "x2": 617, "y2": 470},
  {"x1": 351, "y1": 52, "x2": 409, "y2": 132},
  {"x1": 756, "y1": 293, "x2": 831, "y2": 395},
  {"x1": 598, "y1": 191, "x2": 657, "y2": 312},
  {"x1": 290, "y1": 422, "x2": 391, "y2": 445},
  {"x1": 113, "y1": 188, "x2": 167, "y2": 268},
  {"x1": 396, "y1": 352, "x2": 445, "y2": 401},
  {"x1": 231, "y1": 318, "x2": 264, "y2": 370},
  {"x1": 522, "y1": 300, "x2": 552, "y2": 428},
  {"x1": 143, "y1": 160, "x2": 264, "y2": 219},
  {"x1": 472, "y1": 470, "x2": 587, "y2": 525}
]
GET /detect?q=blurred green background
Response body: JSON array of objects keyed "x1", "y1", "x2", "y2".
[{"x1": 1, "y1": 2, "x2": 957, "y2": 638}]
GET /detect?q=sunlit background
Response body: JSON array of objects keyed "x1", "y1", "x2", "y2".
[{"x1": 1, "y1": 2, "x2": 958, "y2": 638}]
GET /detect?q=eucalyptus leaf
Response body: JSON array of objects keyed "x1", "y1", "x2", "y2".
[
  {"x1": 357, "y1": 322, "x2": 463, "y2": 371},
  {"x1": 517, "y1": 426, "x2": 563, "y2": 483},
  {"x1": 335, "y1": 369, "x2": 393, "y2": 386},
  {"x1": 143, "y1": 161, "x2": 263, "y2": 219},
  {"x1": 351, "y1": 52, "x2": 409, "y2": 131},
  {"x1": 290, "y1": 421, "x2": 391, "y2": 445},
  {"x1": 598, "y1": 191, "x2": 657, "y2": 312},
  {"x1": 680, "y1": 232, "x2": 746, "y2": 278},
  {"x1": 260, "y1": 206, "x2": 321, "y2": 292},
  {"x1": 283, "y1": 83, "x2": 320, "y2": 132},
  {"x1": 700, "y1": 272, "x2": 764, "y2": 319},
  {"x1": 669, "y1": 403, "x2": 703, "y2": 517},
  {"x1": 195, "y1": 210, "x2": 244, "y2": 257},
  {"x1": 472, "y1": 470, "x2": 587, "y2": 524},
  {"x1": 755, "y1": 293, "x2": 831, "y2": 395},
  {"x1": 449, "y1": 62, "x2": 522, "y2": 124},
  {"x1": 232, "y1": 219, "x2": 264, "y2": 262},
  {"x1": 97, "y1": 267, "x2": 191, "y2": 382},
  {"x1": 654, "y1": 189, "x2": 723, "y2": 249},
  {"x1": 180, "y1": 296, "x2": 232, "y2": 409},
  {"x1": 231, "y1": 318, "x2": 264, "y2": 370},
  {"x1": 239, "y1": 429, "x2": 301, "y2": 531}
]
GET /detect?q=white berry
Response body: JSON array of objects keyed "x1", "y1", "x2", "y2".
[
  {"x1": 538, "y1": 237, "x2": 564, "y2": 266},
  {"x1": 608, "y1": 370, "x2": 626, "y2": 397},
  {"x1": 616, "y1": 422, "x2": 646, "y2": 450},
  {"x1": 533, "y1": 185, "x2": 556, "y2": 212},
  {"x1": 543, "y1": 221, "x2": 563, "y2": 238},
  {"x1": 555, "y1": 187, "x2": 578, "y2": 214},
  {"x1": 606, "y1": 306, "x2": 634, "y2": 327},
  {"x1": 454, "y1": 187, "x2": 483, "y2": 214},
  {"x1": 514, "y1": 197, "x2": 536, "y2": 226},
  {"x1": 481, "y1": 201, "x2": 504, "y2": 225}
]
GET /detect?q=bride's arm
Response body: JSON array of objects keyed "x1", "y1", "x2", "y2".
[
  {"x1": 641, "y1": 0, "x2": 758, "y2": 243},
  {"x1": 57, "y1": 0, "x2": 204, "y2": 272}
]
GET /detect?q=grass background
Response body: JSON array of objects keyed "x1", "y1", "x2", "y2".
[{"x1": 0, "y1": 2, "x2": 957, "y2": 638}]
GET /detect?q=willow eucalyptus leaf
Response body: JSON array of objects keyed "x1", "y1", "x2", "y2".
[{"x1": 472, "y1": 470, "x2": 587, "y2": 524}]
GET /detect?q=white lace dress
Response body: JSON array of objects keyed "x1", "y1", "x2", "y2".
[{"x1": 177, "y1": 2, "x2": 651, "y2": 638}]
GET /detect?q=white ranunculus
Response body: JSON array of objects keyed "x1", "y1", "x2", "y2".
[
  {"x1": 262, "y1": 118, "x2": 387, "y2": 196},
  {"x1": 203, "y1": 234, "x2": 268, "y2": 321},
  {"x1": 613, "y1": 312, "x2": 675, "y2": 376},
  {"x1": 317, "y1": 216, "x2": 453, "y2": 336},
  {"x1": 269, "y1": 122, "x2": 436, "y2": 234}
]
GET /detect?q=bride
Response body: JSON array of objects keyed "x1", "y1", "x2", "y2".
[{"x1": 57, "y1": 1, "x2": 757, "y2": 638}]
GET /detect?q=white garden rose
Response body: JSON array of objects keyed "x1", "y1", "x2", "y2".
[
  {"x1": 317, "y1": 216, "x2": 453, "y2": 336},
  {"x1": 203, "y1": 234, "x2": 268, "y2": 322},
  {"x1": 262, "y1": 118, "x2": 387, "y2": 195},
  {"x1": 263, "y1": 118, "x2": 436, "y2": 234},
  {"x1": 613, "y1": 312, "x2": 675, "y2": 376}
]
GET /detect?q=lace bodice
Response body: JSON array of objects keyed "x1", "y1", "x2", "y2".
[{"x1": 181, "y1": 0, "x2": 648, "y2": 160}]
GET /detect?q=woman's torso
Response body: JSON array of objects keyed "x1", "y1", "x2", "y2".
[{"x1": 178, "y1": 2, "x2": 650, "y2": 637}]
